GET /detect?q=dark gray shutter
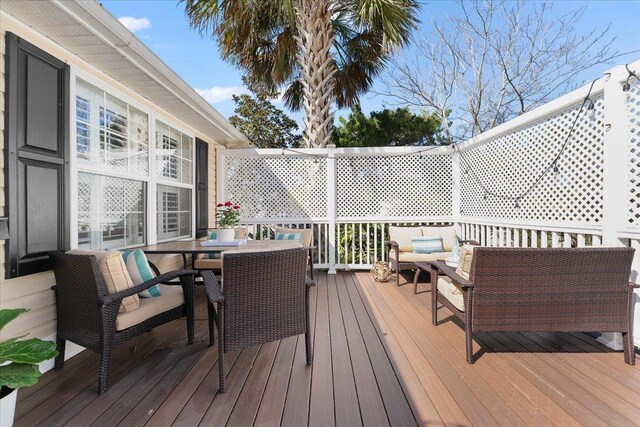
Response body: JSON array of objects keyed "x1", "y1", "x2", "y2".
[
  {"x1": 195, "y1": 138, "x2": 209, "y2": 238},
  {"x1": 5, "y1": 33, "x2": 70, "y2": 278}
]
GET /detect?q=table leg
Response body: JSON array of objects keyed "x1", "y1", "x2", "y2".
[{"x1": 413, "y1": 268, "x2": 421, "y2": 294}]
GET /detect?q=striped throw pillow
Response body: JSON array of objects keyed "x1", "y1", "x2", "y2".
[
  {"x1": 275, "y1": 231, "x2": 303, "y2": 241},
  {"x1": 122, "y1": 249, "x2": 160, "y2": 298},
  {"x1": 411, "y1": 236, "x2": 443, "y2": 254}
]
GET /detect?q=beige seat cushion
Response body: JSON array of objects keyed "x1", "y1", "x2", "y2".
[
  {"x1": 437, "y1": 277, "x2": 465, "y2": 312},
  {"x1": 99, "y1": 252, "x2": 139, "y2": 313},
  {"x1": 421, "y1": 226, "x2": 457, "y2": 251},
  {"x1": 389, "y1": 251, "x2": 451, "y2": 263},
  {"x1": 388, "y1": 226, "x2": 422, "y2": 252},
  {"x1": 115, "y1": 284, "x2": 184, "y2": 331},
  {"x1": 455, "y1": 244, "x2": 476, "y2": 280}
]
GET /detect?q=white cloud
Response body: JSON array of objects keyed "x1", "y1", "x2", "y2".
[
  {"x1": 195, "y1": 86, "x2": 248, "y2": 104},
  {"x1": 118, "y1": 16, "x2": 151, "y2": 33}
]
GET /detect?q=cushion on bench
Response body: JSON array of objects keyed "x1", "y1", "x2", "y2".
[
  {"x1": 437, "y1": 277, "x2": 465, "y2": 311},
  {"x1": 422, "y1": 226, "x2": 457, "y2": 251},
  {"x1": 388, "y1": 226, "x2": 423, "y2": 252},
  {"x1": 115, "y1": 284, "x2": 184, "y2": 331},
  {"x1": 389, "y1": 251, "x2": 451, "y2": 263}
]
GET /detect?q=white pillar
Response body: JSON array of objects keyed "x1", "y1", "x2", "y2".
[
  {"x1": 451, "y1": 150, "x2": 462, "y2": 237},
  {"x1": 326, "y1": 144, "x2": 337, "y2": 274},
  {"x1": 598, "y1": 64, "x2": 629, "y2": 350}
]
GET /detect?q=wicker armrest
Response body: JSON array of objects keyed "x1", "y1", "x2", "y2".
[
  {"x1": 306, "y1": 279, "x2": 316, "y2": 288},
  {"x1": 201, "y1": 270, "x2": 224, "y2": 303},
  {"x1": 459, "y1": 239, "x2": 480, "y2": 246},
  {"x1": 425, "y1": 261, "x2": 473, "y2": 288},
  {"x1": 99, "y1": 269, "x2": 198, "y2": 306},
  {"x1": 386, "y1": 240, "x2": 399, "y2": 250}
]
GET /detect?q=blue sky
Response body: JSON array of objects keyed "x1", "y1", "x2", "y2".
[{"x1": 101, "y1": 0, "x2": 639, "y2": 127}]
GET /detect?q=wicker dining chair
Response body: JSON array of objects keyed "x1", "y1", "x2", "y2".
[
  {"x1": 202, "y1": 247, "x2": 314, "y2": 392},
  {"x1": 50, "y1": 251, "x2": 197, "y2": 394}
]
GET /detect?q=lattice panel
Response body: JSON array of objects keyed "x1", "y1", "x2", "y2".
[
  {"x1": 335, "y1": 154, "x2": 452, "y2": 219},
  {"x1": 223, "y1": 156, "x2": 328, "y2": 219},
  {"x1": 460, "y1": 96, "x2": 605, "y2": 223},
  {"x1": 628, "y1": 79, "x2": 640, "y2": 226}
]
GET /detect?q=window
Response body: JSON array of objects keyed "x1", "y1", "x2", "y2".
[
  {"x1": 156, "y1": 121, "x2": 193, "y2": 184},
  {"x1": 74, "y1": 78, "x2": 195, "y2": 250},
  {"x1": 78, "y1": 173, "x2": 146, "y2": 250},
  {"x1": 76, "y1": 80, "x2": 149, "y2": 176},
  {"x1": 157, "y1": 185, "x2": 192, "y2": 241}
]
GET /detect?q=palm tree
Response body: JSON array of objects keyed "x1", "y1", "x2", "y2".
[{"x1": 183, "y1": 0, "x2": 418, "y2": 148}]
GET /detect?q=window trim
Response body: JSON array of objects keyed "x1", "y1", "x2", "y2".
[{"x1": 70, "y1": 68, "x2": 197, "y2": 250}]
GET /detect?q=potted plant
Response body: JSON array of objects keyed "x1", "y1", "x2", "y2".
[
  {"x1": 0, "y1": 308, "x2": 58, "y2": 427},
  {"x1": 215, "y1": 201, "x2": 241, "y2": 242}
]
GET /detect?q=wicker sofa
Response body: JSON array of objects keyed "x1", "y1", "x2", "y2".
[
  {"x1": 425, "y1": 246, "x2": 639, "y2": 365},
  {"x1": 387, "y1": 225, "x2": 465, "y2": 287}
]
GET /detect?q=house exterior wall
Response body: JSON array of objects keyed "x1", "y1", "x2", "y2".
[{"x1": 0, "y1": 17, "x2": 220, "y2": 346}]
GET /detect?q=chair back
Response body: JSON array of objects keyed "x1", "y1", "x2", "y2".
[
  {"x1": 469, "y1": 247, "x2": 634, "y2": 332},
  {"x1": 221, "y1": 247, "x2": 308, "y2": 352},
  {"x1": 50, "y1": 252, "x2": 111, "y2": 346}
]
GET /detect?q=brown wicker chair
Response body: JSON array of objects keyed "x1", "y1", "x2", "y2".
[
  {"x1": 426, "y1": 247, "x2": 639, "y2": 365},
  {"x1": 202, "y1": 247, "x2": 314, "y2": 392},
  {"x1": 50, "y1": 251, "x2": 197, "y2": 394}
]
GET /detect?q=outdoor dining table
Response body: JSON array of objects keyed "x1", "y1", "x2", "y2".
[{"x1": 138, "y1": 238, "x2": 303, "y2": 268}]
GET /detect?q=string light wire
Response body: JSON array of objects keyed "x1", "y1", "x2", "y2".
[{"x1": 453, "y1": 78, "x2": 600, "y2": 205}]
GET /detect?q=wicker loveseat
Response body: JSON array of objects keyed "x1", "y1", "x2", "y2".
[
  {"x1": 387, "y1": 225, "x2": 465, "y2": 287},
  {"x1": 425, "y1": 246, "x2": 639, "y2": 365}
]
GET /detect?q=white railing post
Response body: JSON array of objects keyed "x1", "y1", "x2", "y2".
[
  {"x1": 451, "y1": 150, "x2": 462, "y2": 237},
  {"x1": 327, "y1": 144, "x2": 337, "y2": 274},
  {"x1": 599, "y1": 64, "x2": 630, "y2": 350},
  {"x1": 216, "y1": 147, "x2": 226, "y2": 208}
]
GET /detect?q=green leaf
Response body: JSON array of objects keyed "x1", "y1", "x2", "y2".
[
  {"x1": 0, "y1": 308, "x2": 28, "y2": 332},
  {"x1": 0, "y1": 363, "x2": 42, "y2": 389},
  {"x1": 0, "y1": 339, "x2": 58, "y2": 365}
]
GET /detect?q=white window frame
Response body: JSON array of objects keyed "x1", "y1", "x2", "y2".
[{"x1": 70, "y1": 68, "x2": 196, "y2": 250}]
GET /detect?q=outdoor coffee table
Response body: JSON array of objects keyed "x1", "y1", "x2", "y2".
[{"x1": 413, "y1": 260, "x2": 458, "y2": 294}]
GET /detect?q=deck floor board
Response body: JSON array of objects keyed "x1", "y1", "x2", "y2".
[{"x1": 16, "y1": 272, "x2": 640, "y2": 427}]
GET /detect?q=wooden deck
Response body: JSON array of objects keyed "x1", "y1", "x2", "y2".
[{"x1": 15, "y1": 271, "x2": 640, "y2": 426}]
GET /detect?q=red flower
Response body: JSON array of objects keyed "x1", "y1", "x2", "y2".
[
  {"x1": 233, "y1": 205, "x2": 240, "y2": 210},
  {"x1": 224, "y1": 201, "x2": 232, "y2": 207},
  {"x1": 216, "y1": 203, "x2": 224, "y2": 207}
]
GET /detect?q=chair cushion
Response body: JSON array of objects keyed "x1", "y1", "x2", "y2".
[
  {"x1": 389, "y1": 251, "x2": 451, "y2": 263},
  {"x1": 455, "y1": 244, "x2": 476, "y2": 280},
  {"x1": 99, "y1": 252, "x2": 139, "y2": 313},
  {"x1": 275, "y1": 227, "x2": 313, "y2": 247},
  {"x1": 122, "y1": 249, "x2": 160, "y2": 298},
  {"x1": 115, "y1": 284, "x2": 184, "y2": 331},
  {"x1": 421, "y1": 226, "x2": 457, "y2": 251},
  {"x1": 411, "y1": 236, "x2": 443, "y2": 254},
  {"x1": 388, "y1": 226, "x2": 422, "y2": 252},
  {"x1": 437, "y1": 277, "x2": 465, "y2": 312},
  {"x1": 194, "y1": 258, "x2": 222, "y2": 270}
]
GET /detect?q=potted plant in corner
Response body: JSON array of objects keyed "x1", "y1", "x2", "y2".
[
  {"x1": 215, "y1": 201, "x2": 241, "y2": 242},
  {"x1": 0, "y1": 308, "x2": 58, "y2": 427}
]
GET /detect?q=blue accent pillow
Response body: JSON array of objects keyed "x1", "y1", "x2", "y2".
[
  {"x1": 411, "y1": 236, "x2": 443, "y2": 254},
  {"x1": 275, "y1": 231, "x2": 303, "y2": 241},
  {"x1": 122, "y1": 249, "x2": 161, "y2": 297},
  {"x1": 207, "y1": 231, "x2": 223, "y2": 259}
]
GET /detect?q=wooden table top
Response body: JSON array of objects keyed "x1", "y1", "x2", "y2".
[{"x1": 138, "y1": 239, "x2": 302, "y2": 254}]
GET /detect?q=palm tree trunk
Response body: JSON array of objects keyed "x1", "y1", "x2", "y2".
[{"x1": 294, "y1": 0, "x2": 336, "y2": 148}]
